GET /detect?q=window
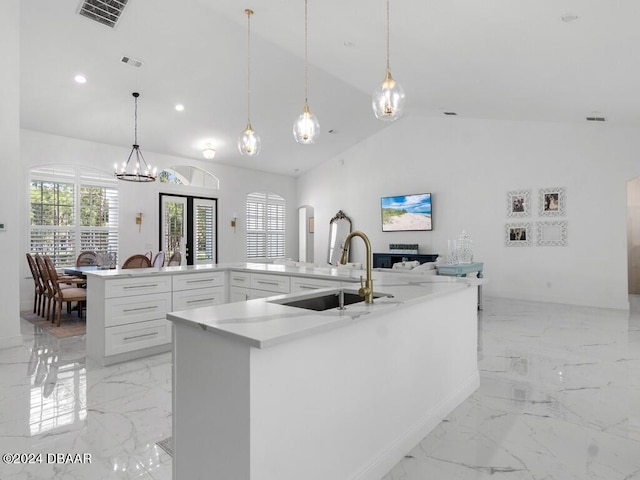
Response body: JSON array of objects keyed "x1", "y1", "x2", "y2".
[
  {"x1": 246, "y1": 192, "x2": 285, "y2": 259},
  {"x1": 29, "y1": 166, "x2": 118, "y2": 266}
]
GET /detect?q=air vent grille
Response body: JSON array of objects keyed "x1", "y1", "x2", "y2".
[
  {"x1": 78, "y1": 0, "x2": 129, "y2": 29},
  {"x1": 121, "y1": 56, "x2": 143, "y2": 68},
  {"x1": 586, "y1": 116, "x2": 606, "y2": 122}
]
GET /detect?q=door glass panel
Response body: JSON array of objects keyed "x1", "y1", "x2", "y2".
[
  {"x1": 162, "y1": 196, "x2": 187, "y2": 262},
  {"x1": 194, "y1": 198, "x2": 216, "y2": 264}
]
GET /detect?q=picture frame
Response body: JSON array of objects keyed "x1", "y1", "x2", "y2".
[
  {"x1": 536, "y1": 221, "x2": 567, "y2": 246},
  {"x1": 539, "y1": 187, "x2": 566, "y2": 216},
  {"x1": 505, "y1": 222, "x2": 532, "y2": 247},
  {"x1": 507, "y1": 190, "x2": 530, "y2": 217}
]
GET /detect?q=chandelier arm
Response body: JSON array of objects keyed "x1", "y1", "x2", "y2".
[{"x1": 247, "y1": 9, "x2": 252, "y2": 123}]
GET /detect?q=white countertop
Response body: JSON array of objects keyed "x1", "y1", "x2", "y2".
[{"x1": 162, "y1": 264, "x2": 473, "y2": 349}]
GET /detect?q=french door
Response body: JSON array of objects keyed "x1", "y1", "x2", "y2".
[{"x1": 160, "y1": 194, "x2": 217, "y2": 265}]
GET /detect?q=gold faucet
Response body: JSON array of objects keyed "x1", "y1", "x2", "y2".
[{"x1": 340, "y1": 230, "x2": 374, "y2": 303}]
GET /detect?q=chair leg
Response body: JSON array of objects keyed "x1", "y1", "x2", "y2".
[
  {"x1": 56, "y1": 302, "x2": 62, "y2": 327},
  {"x1": 33, "y1": 292, "x2": 37, "y2": 314}
]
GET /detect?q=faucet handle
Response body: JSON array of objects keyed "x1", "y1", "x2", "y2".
[{"x1": 360, "y1": 275, "x2": 364, "y2": 289}]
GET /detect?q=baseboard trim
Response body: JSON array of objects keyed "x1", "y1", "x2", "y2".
[{"x1": 0, "y1": 335, "x2": 23, "y2": 350}]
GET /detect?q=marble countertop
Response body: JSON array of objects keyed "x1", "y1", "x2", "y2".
[{"x1": 166, "y1": 266, "x2": 471, "y2": 349}]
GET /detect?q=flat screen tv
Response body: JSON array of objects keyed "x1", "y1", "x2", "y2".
[{"x1": 381, "y1": 193, "x2": 433, "y2": 232}]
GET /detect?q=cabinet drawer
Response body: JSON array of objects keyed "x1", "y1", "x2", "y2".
[
  {"x1": 105, "y1": 292, "x2": 172, "y2": 327},
  {"x1": 172, "y1": 286, "x2": 225, "y2": 311},
  {"x1": 105, "y1": 275, "x2": 171, "y2": 298},
  {"x1": 251, "y1": 273, "x2": 290, "y2": 294},
  {"x1": 173, "y1": 271, "x2": 225, "y2": 291},
  {"x1": 291, "y1": 276, "x2": 341, "y2": 292},
  {"x1": 105, "y1": 319, "x2": 172, "y2": 357},
  {"x1": 230, "y1": 271, "x2": 251, "y2": 287}
]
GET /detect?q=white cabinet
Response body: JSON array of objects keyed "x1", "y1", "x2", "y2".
[
  {"x1": 172, "y1": 271, "x2": 225, "y2": 311},
  {"x1": 88, "y1": 274, "x2": 174, "y2": 366},
  {"x1": 229, "y1": 271, "x2": 291, "y2": 302},
  {"x1": 290, "y1": 276, "x2": 342, "y2": 293}
]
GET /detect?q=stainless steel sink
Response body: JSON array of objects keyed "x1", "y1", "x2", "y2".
[{"x1": 270, "y1": 289, "x2": 391, "y2": 311}]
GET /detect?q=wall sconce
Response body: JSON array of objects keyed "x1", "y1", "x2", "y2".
[
  {"x1": 231, "y1": 212, "x2": 237, "y2": 232},
  {"x1": 136, "y1": 212, "x2": 143, "y2": 232}
]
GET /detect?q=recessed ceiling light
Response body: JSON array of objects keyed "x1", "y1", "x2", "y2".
[
  {"x1": 175, "y1": 104, "x2": 185, "y2": 112},
  {"x1": 343, "y1": 41, "x2": 355, "y2": 48},
  {"x1": 74, "y1": 74, "x2": 87, "y2": 84},
  {"x1": 561, "y1": 14, "x2": 579, "y2": 23}
]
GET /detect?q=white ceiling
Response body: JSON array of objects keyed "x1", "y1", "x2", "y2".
[{"x1": 20, "y1": 0, "x2": 640, "y2": 177}]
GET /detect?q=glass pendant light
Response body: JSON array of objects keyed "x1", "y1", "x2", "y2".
[
  {"x1": 372, "y1": 0, "x2": 405, "y2": 121},
  {"x1": 114, "y1": 92, "x2": 157, "y2": 182},
  {"x1": 293, "y1": 0, "x2": 320, "y2": 144},
  {"x1": 238, "y1": 8, "x2": 261, "y2": 156}
]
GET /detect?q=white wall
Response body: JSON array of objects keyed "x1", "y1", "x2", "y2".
[
  {"x1": 20, "y1": 129, "x2": 297, "y2": 310},
  {"x1": 297, "y1": 115, "x2": 640, "y2": 309},
  {"x1": 0, "y1": 0, "x2": 22, "y2": 348}
]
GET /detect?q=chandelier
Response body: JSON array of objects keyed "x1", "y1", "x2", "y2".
[{"x1": 114, "y1": 92, "x2": 157, "y2": 182}]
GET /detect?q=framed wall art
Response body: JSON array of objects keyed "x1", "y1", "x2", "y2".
[
  {"x1": 538, "y1": 187, "x2": 566, "y2": 216},
  {"x1": 507, "y1": 190, "x2": 530, "y2": 218},
  {"x1": 536, "y1": 221, "x2": 568, "y2": 246},
  {"x1": 505, "y1": 222, "x2": 532, "y2": 247}
]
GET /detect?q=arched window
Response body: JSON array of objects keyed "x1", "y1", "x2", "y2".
[
  {"x1": 246, "y1": 192, "x2": 285, "y2": 259},
  {"x1": 159, "y1": 166, "x2": 220, "y2": 189}
]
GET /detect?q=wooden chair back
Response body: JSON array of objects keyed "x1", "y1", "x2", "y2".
[
  {"x1": 167, "y1": 251, "x2": 181, "y2": 266},
  {"x1": 122, "y1": 254, "x2": 152, "y2": 269},
  {"x1": 76, "y1": 251, "x2": 100, "y2": 266},
  {"x1": 152, "y1": 251, "x2": 165, "y2": 268}
]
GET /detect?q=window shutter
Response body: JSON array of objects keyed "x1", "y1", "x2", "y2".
[{"x1": 246, "y1": 192, "x2": 285, "y2": 259}]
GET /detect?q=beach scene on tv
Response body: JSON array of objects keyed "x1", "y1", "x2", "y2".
[{"x1": 381, "y1": 193, "x2": 432, "y2": 231}]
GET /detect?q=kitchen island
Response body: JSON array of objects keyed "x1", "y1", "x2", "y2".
[{"x1": 168, "y1": 272, "x2": 479, "y2": 480}]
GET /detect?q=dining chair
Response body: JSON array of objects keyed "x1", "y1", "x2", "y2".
[
  {"x1": 44, "y1": 256, "x2": 86, "y2": 326},
  {"x1": 122, "y1": 254, "x2": 152, "y2": 269},
  {"x1": 167, "y1": 251, "x2": 181, "y2": 266},
  {"x1": 144, "y1": 251, "x2": 153, "y2": 260},
  {"x1": 37, "y1": 255, "x2": 76, "y2": 321},
  {"x1": 76, "y1": 251, "x2": 100, "y2": 266},
  {"x1": 152, "y1": 251, "x2": 165, "y2": 268},
  {"x1": 26, "y1": 254, "x2": 45, "y2": 316}
]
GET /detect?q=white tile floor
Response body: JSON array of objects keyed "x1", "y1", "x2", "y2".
[{"x1": 1, "y1": 297, "x2": 639, "y2": 479}]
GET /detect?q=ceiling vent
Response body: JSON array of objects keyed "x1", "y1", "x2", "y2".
[
  {"x1": 77, "y1": 0, "x2": 129, "y2": 29},
  {"x1": 586, "y1": 116, "x2": 606, "y2": 122},
  {"x1": 121, "y1": 56, "x2": 143, "y2": 68}
]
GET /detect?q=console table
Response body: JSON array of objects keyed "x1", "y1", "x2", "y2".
[
  {"x1": 437, "y1": 262, "x2": 484, "y2": 310},
  {"x1": 373, "y1": 253, "x2": 439, "y2": 269}
]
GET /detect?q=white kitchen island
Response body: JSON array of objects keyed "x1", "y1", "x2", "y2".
[{"x1": 168, "y1": 273, "x2": 480, "y2": 480}]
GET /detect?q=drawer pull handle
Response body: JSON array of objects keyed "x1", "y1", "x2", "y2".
[
  {"x1": 186, "y1": 279, "x2": 215, "y2": 284},
  {"x1": 187, "y1": 298, "x2": 215, "y2": 304},
  {"x1": 123, "y1": 332, "x2": 159, "y2": 341},
  {"x1": 257, "y1": 280, "x2": 279, "y2": 286},
  {"x1": 300, "y1": 285, "x2": 318, "y2": 289},
  {"x1": 123, "y1": 306, "x2": 159, "y2": 313},
  {"x1": 232, "y1": 277, "x2": 247, "y2": 282},
  {"x1": 123, "y1": 284, "x2": 159, "y2": 289}
]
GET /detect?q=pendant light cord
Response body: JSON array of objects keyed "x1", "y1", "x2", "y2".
[
  {"x1": 133, "y1": 94, "x2": 138, "y2": 145},
  {"x1": 304, "y1": 0, "x2": 308, "y2": 103},
  {"x1": 246, "y1": 9, "x2": 252, "y2": 124},
  {"x1": 386, "y1": 0, "x2": 390, "y2": 71}
]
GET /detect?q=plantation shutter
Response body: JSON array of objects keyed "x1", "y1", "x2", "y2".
[{"x1": 246, "y1": 192, "x2": 285, "y2": 259}]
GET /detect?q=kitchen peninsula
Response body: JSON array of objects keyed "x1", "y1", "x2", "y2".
[{"x1": 166, "y1": 266, "x2": 480, "y2": 480}]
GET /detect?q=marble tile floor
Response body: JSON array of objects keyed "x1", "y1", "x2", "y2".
[{"x1": 1, "y1": 297, "x2": 639, "y2": 479}]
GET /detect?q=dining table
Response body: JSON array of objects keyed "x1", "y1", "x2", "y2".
[{"x1": 63, "y1": 265, "x2": 104, "y2": 279}]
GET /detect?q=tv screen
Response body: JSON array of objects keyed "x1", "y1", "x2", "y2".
[{"x1": 381, "y1": 193, "x2": 433, "y2": 232}]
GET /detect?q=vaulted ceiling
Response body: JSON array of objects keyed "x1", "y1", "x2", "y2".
[{"x1": 20, "y1": 0, "x2": 640, "y2": 176}]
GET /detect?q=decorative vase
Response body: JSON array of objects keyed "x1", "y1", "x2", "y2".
[
  {"x1": 456, "y1": 230, "x2": 473, "y2": 264},
  {"x1": 447, "y1": 240, "x2": 458, "y2": 264}
]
